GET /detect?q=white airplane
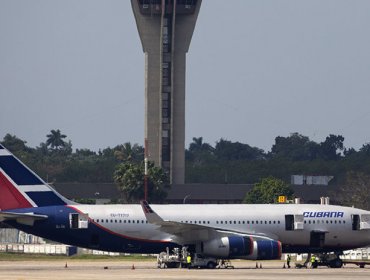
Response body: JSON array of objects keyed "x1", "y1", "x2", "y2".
[{"x1": 1, "y1": 144, "x2": 370, "y2": 268}]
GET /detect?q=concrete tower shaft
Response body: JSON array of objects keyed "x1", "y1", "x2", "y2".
[{"x1": 131, "y1": 0, "x2": 202, "y2": 184}]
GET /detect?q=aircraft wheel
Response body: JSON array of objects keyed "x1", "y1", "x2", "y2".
[
  {"x1": 329, "y1": 259, "x2": 343, "y2": 268},
  {"x1": 207, "y1": 262, "x2": 217, "y2": 269}
]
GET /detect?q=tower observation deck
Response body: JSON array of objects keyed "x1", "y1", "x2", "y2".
[{"x1": 131, "y1": 0, "x2": 202, "y2": 184}]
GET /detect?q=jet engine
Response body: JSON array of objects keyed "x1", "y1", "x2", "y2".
[{"x1": 202, "y1": 236, "x2": 281, "y2": 260}]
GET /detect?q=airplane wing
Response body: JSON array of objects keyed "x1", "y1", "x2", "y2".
[
  {"x1": 0, "y1": 211, "x2": 48, "y2": 226},
  {"x1": 140, "y1": 201, "x2": 276, "y2": 244}
]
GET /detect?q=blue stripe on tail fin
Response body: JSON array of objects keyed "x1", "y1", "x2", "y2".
[{"x1": 0, "y1": 156, "x2": 43, "y2": 185}]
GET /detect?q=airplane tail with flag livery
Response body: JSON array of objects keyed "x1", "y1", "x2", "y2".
[{"x1": 0, "y1": 144, "x2": 72, "y2": 211}]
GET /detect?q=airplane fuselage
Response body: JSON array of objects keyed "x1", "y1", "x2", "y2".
[{"x1": 7, "y1": 203, "x2": 370, "y2": 256}]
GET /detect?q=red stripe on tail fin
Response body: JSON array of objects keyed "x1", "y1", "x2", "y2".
[{"x1": 0, "y1": 171, "x2": 33, "y2": 210}]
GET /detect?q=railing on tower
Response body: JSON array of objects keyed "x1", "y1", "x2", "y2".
[{"x1": 138, "y1": 0, "x2": 197, "y2": 15}]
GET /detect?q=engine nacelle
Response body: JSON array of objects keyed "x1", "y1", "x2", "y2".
[
  {"x1": 202, "y1": 236, "x2": 253, "y2": 258},
  {"x1": 249, "y1": 240, "x2": 282, "y2": 260},
  {"x1": 202, "y1": 237, "x2": 281, "y2": 260}
]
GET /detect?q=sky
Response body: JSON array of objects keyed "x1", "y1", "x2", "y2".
[{"x1": 1, "y1": 0, "x2": 370, "y2": 152}]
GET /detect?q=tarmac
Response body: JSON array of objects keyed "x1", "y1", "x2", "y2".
[{"x1": 0, "y1": 260, "x2": 369, "y2": 280}]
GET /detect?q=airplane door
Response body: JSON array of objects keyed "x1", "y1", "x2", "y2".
[
  {"x1": 352, "y1": 214, "x2": 370, "y2": 230},
  {"x1": 310, "y1": 231, "x2": 325, "y2": 248},
  {"x1": 352, "y1": 215, "x2": 360, "y2": 230},
  {"x1": 285, "y1": 215, "x2": 294, "y2": 230},
  {"x1": 69, "y1": 213, "x2": 89, "y2": 229},
  {"x1": 359, "y1": 214, "x2": 370, "y2": 229},
  {"x1": 285, "y1": 215, "x2": 304, "y2": 231}
]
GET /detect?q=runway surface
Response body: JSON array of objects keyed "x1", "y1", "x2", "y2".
[{"x1": 0, "y1": 260, "x2": 369, "y2": 280}]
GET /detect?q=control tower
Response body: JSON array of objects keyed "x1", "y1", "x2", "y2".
[{"x1": 131, "y1": 0, "x2": 202, "y2": 184}]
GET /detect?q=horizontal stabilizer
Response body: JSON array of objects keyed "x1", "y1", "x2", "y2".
[{"x1": 0, "y1": 211, "x2": 48, "y2": 226}]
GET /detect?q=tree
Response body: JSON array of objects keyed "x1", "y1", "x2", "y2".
[
  {"x1": 188, "y1": 137, "x2": 214, "y2": 153},
  {"x1": 186, "y1": 137, "x2": 215, "y2": 165},
  {"x1": 113, "y1": 142, "x2": 144, "y2": 162},
  {"x1": 243, "y1": 177, "x2": 294, "y2": 204},
  {"x1": 46, "y1": 129, "x2": 67, "y2": 150},
  {"x1": 214, "y1": 138, "x2": 265, "y2": 161},
  {"x1": 270, "y1": 133, "x2": 319, "y2": 161},
  {"x1": 1, "y1": 134, "x2": 28, "y2": 152},
  {"x1": 114, "y1": 161, "x2": 170, "y2": 203},
  {"x1": 319, "y1": 134, "x2": 345, "y2": 160},
  {"x1": 336, "y1": 172, "x2": 370, "y2": 210},
  {"x1": 359, "y1": 143, "x2": 370, "y2": 156}
]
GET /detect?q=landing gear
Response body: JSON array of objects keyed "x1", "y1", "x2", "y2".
[{"x1": 328, "y1": 258, "x2": 343, "y2": 268}]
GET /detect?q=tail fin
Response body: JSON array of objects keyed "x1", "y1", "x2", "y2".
[{"x1": 0, "y1": 144, "x2": 72, "y2": 210}]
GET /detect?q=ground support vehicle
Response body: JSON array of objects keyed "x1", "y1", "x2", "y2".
[{"x1": 157, "y1": 247, "x2": 218, "y2": 269}]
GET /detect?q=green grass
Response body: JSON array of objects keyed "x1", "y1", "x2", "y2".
[{"x1": 0, "y1": 252, "x2": 156, "y2": 262}]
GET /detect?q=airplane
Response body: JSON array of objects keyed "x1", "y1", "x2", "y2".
[{"x1": 1, "y1": 143, "x2": 370, "y2": 268}]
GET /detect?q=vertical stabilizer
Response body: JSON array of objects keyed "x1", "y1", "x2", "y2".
[{"x1": 0, "y1": 144, "x2": 73, "y2": 210}]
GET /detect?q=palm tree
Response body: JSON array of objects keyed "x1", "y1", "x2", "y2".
[
  {"x1": 189, "y1": 137, "x2": 213, "y2": 153},
  {"x1": 46, "y1": 129, "x2": 67, "y2": 150},
  {"x1": 114, "y1": 142, "x2": 144, "y2": 162}
]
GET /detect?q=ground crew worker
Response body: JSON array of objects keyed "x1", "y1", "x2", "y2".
[
  {"x1": 187, "y1": 254, "x2": 192, "y2": 268},
  {"x1": 310, "y1": 255, "x2": 317, "y2": 268},
  {"x1": 286, "y1": 254, "x2": 291, "y2": 268}
]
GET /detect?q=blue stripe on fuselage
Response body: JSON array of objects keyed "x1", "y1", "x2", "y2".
[
  {"x1": 5, "y1": 206, "x2": 176, "y2": 254},
  {"x1": 26, "y1": 191, "x2": 66, "y2": 207},
  {"x1": 0, "y1": 156, "x2": 43, "y2": 185}
]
